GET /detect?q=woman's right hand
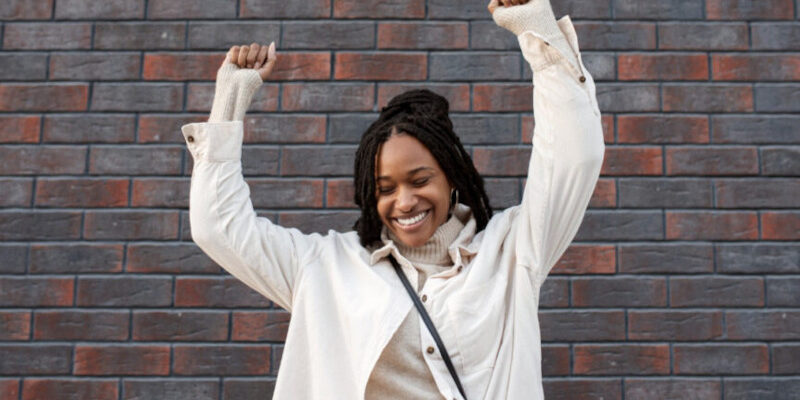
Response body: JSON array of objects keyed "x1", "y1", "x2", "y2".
[{"x1": 225, "y1": 41, "x2": 277, "y2": 81}]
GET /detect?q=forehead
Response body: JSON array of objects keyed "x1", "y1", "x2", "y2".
[{"x1": 375, "y1": 134, "x2": 441, "y2": 178}]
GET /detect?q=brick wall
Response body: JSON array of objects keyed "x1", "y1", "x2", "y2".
[{"x1": 1, "y1": 0, "x2": 798, "y2": 399}]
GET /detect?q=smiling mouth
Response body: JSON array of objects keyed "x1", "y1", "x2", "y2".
[{"x1": 394, "y1": 210, "x2": 429, "y2": 228}]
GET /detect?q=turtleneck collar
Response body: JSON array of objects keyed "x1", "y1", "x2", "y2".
[{"x1": 386, "y1": 208, "x2": 466, "y2": 266}]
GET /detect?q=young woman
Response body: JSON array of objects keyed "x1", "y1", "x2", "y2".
[{"x1": 182, "y1": 0, "x2": 604, "y2": 398}]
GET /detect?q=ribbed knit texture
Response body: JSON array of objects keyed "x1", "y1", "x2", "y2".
[{"x1": 208, "y1": 63, "x2": 263, "y2": 122}]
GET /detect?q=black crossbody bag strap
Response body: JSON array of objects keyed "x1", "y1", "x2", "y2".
[{"x1": 388, "y1": 255, "x2": 468, "y2": 400}]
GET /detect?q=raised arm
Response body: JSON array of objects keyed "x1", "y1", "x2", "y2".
[
  {"x1": 491, "y1": 0, "x2": 605, "y2": 286},
  {"x1": 183, "y1": 42, "x2": 314, "y2": 311}
]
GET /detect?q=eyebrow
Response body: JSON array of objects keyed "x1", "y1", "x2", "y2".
[{"x1": 376, "y1": 166, "x2": 435, "y2": 181}]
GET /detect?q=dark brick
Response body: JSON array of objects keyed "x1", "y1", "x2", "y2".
[
  {"x1": 34, "y1": 311, "x2": 129, "y2": 341},
  {"x1": 725, "y1": 379, "x2": 800, "y2": 400},
  {"x1": 35, "y1": 178, "x2": 129, "y2": 208},
  {"x1": 0, "y1": 53, "x2": 48, "y2": 80},
  {"x1": 95, "y1": 22, "x2": 185, "y2": 50},
  {"x1": 573, "y1": 277, "x2": 666, "y2": 307},
  {"x1": 89, "y1": 146, "x2": 183, "y2": 175},
  {"x1": 484, "y1": 178, "x2": 523, "y2": 209},
  {"x1": 278, "y1": 211, "x2": 359, "y2": 234},
  {"x1": 762, "y1": 147, "x2": 800, "y2": 175},
  {"x1": 712, "y1": 116, "x2": 800, "y2": 144},
  {"x1": 539, "y1": 310, "x2": 625, "y2": 341},
  {"x1": 761, "y1": 211, "x2": 800, "y2": 240},
  {"x1": 707, "y1": 0, "x2": 795, "y2": 20},
  {"x1": 618, "y1": 178, "x2": 712, "y2": 208},
  {"x1": 575, "y1": 22, "x2": 656, "y2": 50},
  {"x1": 3, "y1": 23, "x2": 91, "y2": 50},
  {"x1": 43, "y1": 114, "x2": 136, "y2": 143},
  {"x1": 131, "y1": 178, "x2": 189, "y2": 208},
  {"x1": 427, "y1": 0, "x2": 490, "y2": 19},
  {"x1": 0, "y1": 311, "x2": 30, "y2": 340},
  {"x1": 248, "y1": 178, "x2": 324, "y2": 208},
  {"x1": 147, "y1": 0, "x2": 235, "y2": 18},
  {"x1": 717, "y1": 243, "x2": 800, "y2": 274},
  {"x1": 429, "y1": 52, "x2": 520, "y2": 81},
  {"x1": 328, "y1": 113, "x2": 376, "y2": 143},
  {"x1": 0, "y1": 84, "x2": 88, "y2": 112},
  {"x1": 658, "y1": 22, "x2": 749, "y2": 50},
  {"x1": 133, "y1": 311, "x2": 228, "y2": 341},
  {"x1": 173, "y1": 345, "x2": 271, "y2": 375},
  {"x1": 674, "y1": 344, "x2": 768, "y2": 375},
  {"x1": 281, "y1": 146, "x2": 355, "y2": 176},
  {"x1": 283, "y1": 21, "x2": 373, "y2": 49},
  {"x1": 755, "y1": 84, "x2": 800, "y2": 112},
  {"x1": 175, "y1": 277, "x2": 272, "y2": 308},
  {"x1": 127, "y1": 243, "x2": 220, "y2": 274},
  {"x1": 0, "y1": 212, "x2": 82, "y2": 240},
  {"x1": 714, "y1": 54, "x2": 800, "y2": 81},
  {"x1": 471, "y1": 146, "x2": 529, "y2": 176},
  {"x1": 671, "y1": 276, "x2": 764, "y2": 307},
  {"x1": 542, "y1": 379, "x2": 621, "y2": 400},
  {"x1": 222, "y1": 379, "x2": 276, "y2": 399},
  {"x1": 469, "y1": 21, "x2": 518, "y2": 50},
  {"x1": 83, "y1": 210, "x2": 179, "y2": 240},
  {"x1": 0, "y1": 345, "x2": 72, "y2": 375},
  {"x1": 582, "y1": 53, "x2": 617, "y2": 81},
  {"x1": 614, "y1": 0, "x2": 704, "y2": 19},
  {"x1": 551, "y1": 244, "x2": 616, "y2": 275},
  {"x1": 625, "y1": 379, "x2": 721, "y2": 400},
  {"x1": 541, "y1": 345, "x2": 570, "y2": 376},
  {"x1": 0, "y1": 115, "x2": 40, "y2": 143},
  {"x1": 752, "y1": 23, "x2": 800, "y2": 50},
  {"x1": 282, "y1": 83, "x2": 373, "y2": 111},
  {"x1": 628, "y1": 311, "x2": 723, "y2": 341},
  {"x1": 232, "y1": 310, "x2": 290, "y2": 341},
  {"x1": 767, "y1": 277, "x2": 800, "y2": 306},
  {"x1": 551, "y1": 0, "x2": 612, "y2": 18},
  {"x1": 0, "y1": 0, "x2": 52, "y2": 19},
  {"x1": 240, "y1": 146, "x2": 281, "y2": 176},
  {"x1": 575, "y1": 211, "x2": 664, "y2": 241},
  {"x1": 123, "y1": 379, "x2": 219, "y2": 400},
  {"x1": 377, "y1": 22, "x2": 468, "y2": 49},
  {"x1": 333, "y1": 0, "x2": 424, "y2": 18},
  {"x1": 663, "y1": 84, "x2": 753, "y2": 112},
  {"x1": 539, "y1": 277, "x2": 569, "y2": 308},
  {"x1": 55, "y1": 0, "x2": 143, "y2": 18},
  {"x1": 49, "y1": 52, "x2": 140, "y2": 81},
  {"x1": 77, "y1": 276, "x2": 172, "y2": 307},
  {"x1": 139, "y1": 114, "x2": 207, "y2": 143},
  {"x1": 716, "y1": 178, "x2": 799, "y2": 208},
  {"x1": 596, "y1": 84, "x2": 660, "y2": 112},
  {"x1": 0, "y1": 244, "x2": 28, "y2": 274},
  {"x1": 186, "y1": 83, "x2": 279, "y2": 113},
  {"x1": 30, "y1": 244, "x2": 123, "y2": 274},
  {"x1": 187, "y1": 22, "x2": 281, "y2": 49},
  {"x1": 574, "y1": 344, "x2": 670, "y2": 375},
  {"x1": 91, "y1": 83, "x2": 183, "y2": 112},
  {"x1": 240, "y1": 0, "x2": 330, "y2": 18},
  {"x1": 727, "y1": 311, "x2": 800, "y2": 340},
  {"x1": 618, "y1": 243, "x2": 714, "y2": 274},
  {"x1": 772, "y1": 344, "x2": 800, "y2": 375},
  {"x1": 378, "y1": 83, "x2": 471, "y2": 112},
  {"x1": 450, "y1": 115, "x2": 520, "y2": 144},
  {"x1": 666, "y1": 147, "x2": 758, "y2": 175},
  {"x1": 0, "y1": 179, "x2": 32, "y2": 207},
  {"x1": 74, "y1": 345, "x2": 170, "y2": 376},
  {"x1": 0, "y1": 145, "x2": 86, "y2": 175}
]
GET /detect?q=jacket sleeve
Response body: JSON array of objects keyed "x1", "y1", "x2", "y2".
[
  {"x1": 513, "y1": 16, "x2": 605, "y2": 287},
  {"x1": 183, "y1": 121, "x2": 315, "y2": 311}
]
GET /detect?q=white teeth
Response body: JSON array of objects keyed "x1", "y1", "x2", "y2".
[{"x1": 396, "y1": 211, "x2": 428, "y2": 226}]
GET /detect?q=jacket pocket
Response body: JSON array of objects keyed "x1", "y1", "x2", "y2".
[{"x1": 449, "y1": 280, "x2": 506, "y2": 374}]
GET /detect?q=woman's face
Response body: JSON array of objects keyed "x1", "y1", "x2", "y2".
[{"x1": 375, "y1": 133, "x2": 452, "y2": 248}]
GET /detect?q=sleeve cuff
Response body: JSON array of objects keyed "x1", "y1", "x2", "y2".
[
  {"x1": 182, "y1": 121, "x2": 243, "y2": 162},
  {"x1": 518, "y1": 15, "x2": 582, "y2": 74}
]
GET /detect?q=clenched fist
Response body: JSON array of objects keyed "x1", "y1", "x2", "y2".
[{"x1": 224, "y1": 41, "x2": 277, "y2": 81}]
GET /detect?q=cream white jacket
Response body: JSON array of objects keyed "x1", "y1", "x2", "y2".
[{"x1": 183, "y1": 15, "x2": 603, "y2": 400}]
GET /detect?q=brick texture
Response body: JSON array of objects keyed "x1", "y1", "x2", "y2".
[{"x1": 1, "y1": 1, "x2": 797, "y2": 397}]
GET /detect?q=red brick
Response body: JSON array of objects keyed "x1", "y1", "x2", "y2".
[
  {"x1": 0, "y1": 379, "x2": 20, "y2": 400},
  {"x1": 133, "y1": 311, "x2": 228, "y2": 341},
  {"x1": 144, "y1": 53, "x2": 220, "y2": 81},
  {"x1": 0, "y1": 311, "x2": 30, "y2": 340},
  {"x1": 762, "y1": 212, "x2": 800, "y2": 240},
  {"x1": 186, "y1": 83, "x2": 280, "y2": 113},
  {"x1": 617, "y1": 115, "x2": 708, "y2": 143},
  {"x1": 84, "y1": 211, "x2": 179, "y2": 240},
  {"x1": 173, "y1": 345, "x2": 271, "y2": 376},
  {"x1": 628, "y1": 311, "x2": 723, "y2": 341},
  {"x1": 377, "y1": 22, "x2": 468, "y2": 49},
  {"x1": 706, "y1": 0, "x2": 795, "y2": 19},
  {"x1": 542, "y1": 345, "x2": 570, "y2": 376},
  {"x1": 175, "y1": 277, "x2": 272, "y2": 308},
  {"x1": 139, "y1": 114, "x2": 206, "y2": 143},
  {"x1": 574, "y1": 344, "x2": 670, "y2": 375},
  {"x1": 0, "y1": 116, "x2": 40, "y2": 143},
  {"x1": 674, "y1": 344, "x2": 768, "y2": 374},
  {"x1": 522, "y1": 115, "x2": 535, "y2": 143},
  {"x1": 335, "y1": 53, "x2": 426, "y2": 81},
  {"x1": 334, "y1": 0, "x2": 425, "y2": 18},
  {"x1": 601, "y1": 147, "x2": 663, "y2": 176},
  {"x1": 666, "y1": 146, "x2": 758, "y2": 175},
  {"x1": 0, "y1": 1, "x2": 52, "y2": 19},
  {"x1": 472, "y1": 147, "x2": 530, "y2": 176},
  {"x1": 586, "y1": 178, "x2": 614, "y2": 208},
  {"x1": 667, "y1": 211, "x2": 758, "y2": 240},
  {"x1": 619, "y1": 53, "x2": 708, "y2": 81},
  {"x1": 3, "y1": 23, "x2": 91, "y2": 50},
  {"x1": 0, "y1": 277, "x2": 74, "y2": 307},
  {"x1": 378, "y1": 83, "x2": 470, "y2": 112},
  {"x1": 0, "y1": 84, "x2": 88, "y2": 112},
  {"x1": 473, "y1": 84, "x2": 532, "y2": 112},
  {"x1": 282, "y1": 83, "x2": 373, "y2": 111},
  {"x1": 326, "y1": 178, "x2": 356, "y2": 208},
  {"x1": 55, "y1": 0, "x2": 144, "y2": 19},
  {"x1": 244, "y1": 115, "x2": 327, "y2": 143},
  {"x1": 232, "y1": 311, "x2": 291, "y2": 341},
  {"x1": 34, "y1": 311, "x2": 129, "y2": 341},
  {"x1": 601, "y1": 114, "x2": 615, "y2": 144},
  {"x1": 35, "y1": 178, "x2": 128, "y2": 208},
  {"x1": 131, "y1": 178, "x2": 189, "y2": 208},
  {"x1": 663, "y1": 84, "x2": 753, "y2": 112},
  {"x1": 270, "y1": 52, "x2": 331, "y2": 81},
  {"x1": 713, "y1": 54, "x2": 800, "y2": 81},
  {"x1": 22, "y1": 379, "x2": 118, "y2": 400},
  {"x1": 74, "y1": 345, "x2": 170, "y2": 376},
  {"x1": 551, "y1": 244, "x2": 615, "y2": 275}
]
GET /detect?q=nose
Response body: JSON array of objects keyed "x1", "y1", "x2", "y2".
[{"x1": 395, "y1": 186, "x2": 418, "y2": 213}]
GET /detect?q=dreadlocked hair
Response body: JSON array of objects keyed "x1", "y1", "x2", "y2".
[{"x1": 353, "y1": 89, "x2": 493, "y2": 247}]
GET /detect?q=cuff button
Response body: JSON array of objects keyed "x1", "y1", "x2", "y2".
[
  {"x1": 187, "y1": 136, "x2": 195, "y2": 143},
  {"x1": 579, "y1": 76, "x2": 587, "y2": 83}
]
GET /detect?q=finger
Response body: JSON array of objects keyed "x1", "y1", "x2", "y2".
[
  {"x1": 487, "y1": 0, "x2": 499, "y2": 13},
  {"x1": 246, "y1": 42, "x2": 259, "y2": 68},
  {"x1": 237, "y1": 45, "x2": 249, "y2": 68},
  {"x1": 258, "y1": 41, "x2": 277, "y2": 81},
  {"x1": 254, "y1": 43, "x2": 269, "y2": 69}
]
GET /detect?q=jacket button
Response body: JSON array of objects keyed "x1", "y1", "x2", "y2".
[
  {"x1": 426, "y1": 346, "x2": 435, "y2": 354},
  {"x1": 187, "y1": 136, "x2": 195, "y2": 143},
  {"x1": 421, "y1": 294, "x2": 428, "y2": 302},
  {"x1": 457, "y1": 266, "x2": 463, "y2": 273},
  {"x1": 579, "y1": 76, "x2": 587, "y2": 83}
]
